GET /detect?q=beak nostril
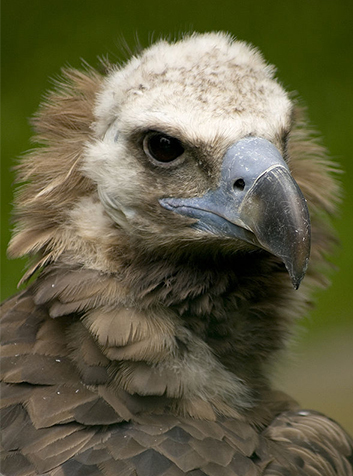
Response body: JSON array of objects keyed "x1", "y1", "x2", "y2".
[{"x1": 234, "y1": 178, "x2": 245, "y2": 191}]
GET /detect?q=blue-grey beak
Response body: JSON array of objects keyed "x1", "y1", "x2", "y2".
[{"x1": 160, "y1": 137, "x2": 311, "y2": 289}]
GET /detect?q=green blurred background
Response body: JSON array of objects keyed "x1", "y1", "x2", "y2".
[{"x1": 1, "y1": 1, "x2": 352, "y2": 432}]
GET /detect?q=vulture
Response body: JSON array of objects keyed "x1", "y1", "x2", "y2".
[{"x1": 1, "y1": 32, "x2": 352, "y2": 476}]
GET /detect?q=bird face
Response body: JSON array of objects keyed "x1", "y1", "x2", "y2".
[{"x1": 83, "y1": 33, "x2": 310, "y2": 287}]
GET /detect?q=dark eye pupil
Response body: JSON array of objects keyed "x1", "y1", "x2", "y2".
[{"x1": 147, "y1": 133, "x2": 184, "y2": 163}]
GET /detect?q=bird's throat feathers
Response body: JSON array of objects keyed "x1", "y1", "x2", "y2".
[{"x1": 29, "y1": 249, "x2": 298, "y2": 419}]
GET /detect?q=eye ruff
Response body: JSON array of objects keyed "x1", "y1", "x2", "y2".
[{"x1": 143, "y1": 132, "x2": 185, "y2": 164}]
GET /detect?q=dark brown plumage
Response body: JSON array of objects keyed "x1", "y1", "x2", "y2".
[{"x1": 1, "y1": 32, "x2": 352, "y2": 475}]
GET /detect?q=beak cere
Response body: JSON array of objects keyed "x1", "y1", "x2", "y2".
[{"x1": 160, "y1": 137, "x2": 311, "y2": 289}]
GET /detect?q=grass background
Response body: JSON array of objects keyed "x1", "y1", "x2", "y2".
[{"x1": 1, "y1": 0, "x2": 352, "y2": 433}]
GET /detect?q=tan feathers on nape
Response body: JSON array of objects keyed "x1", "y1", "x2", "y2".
[
  {"x1": 288, "y1": 107, "x2": 341, "y2": 217},
  {"x1": 8, "y1": 68, "x2": 103, "y2": 273}
]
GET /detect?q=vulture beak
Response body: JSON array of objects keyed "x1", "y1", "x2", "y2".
[{"x1": 160, "y1": 137, "x2": 311, "y2": 289}]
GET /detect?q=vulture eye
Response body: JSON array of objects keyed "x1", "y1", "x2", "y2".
[{"x1": 144, "y1": 132, "x2": 185, "y2": 163}]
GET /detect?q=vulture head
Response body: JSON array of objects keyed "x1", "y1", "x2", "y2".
[
  {"x1": 7, "y1": 33, "x2": 339, "y2": 420},
  {"x1": 87, "y1": 35, "x2": 310, "y2": 289}
]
